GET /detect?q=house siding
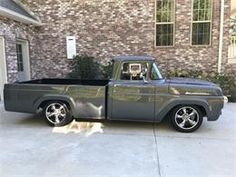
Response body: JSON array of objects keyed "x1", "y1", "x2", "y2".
[{"x1": 0, "y1": 0, "x2": 235, "y2": 82}]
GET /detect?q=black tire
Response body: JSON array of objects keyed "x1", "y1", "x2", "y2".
[
  {"x1": 170, "y1": 105, "x2": 203, "y2": 133},
  {"x1": 43, "y1": 101, "x2": 73, "y2": 127}
]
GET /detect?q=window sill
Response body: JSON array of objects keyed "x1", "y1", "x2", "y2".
[
  {"x1": 154, "y1": 45, "x2": 175, "y2": 49},
  {"x1": 190, "y1": 44, "x2": 212, "y2": 48},
  {"x1": 228, "y1": 58, "x2": 236, "y2": 64}
]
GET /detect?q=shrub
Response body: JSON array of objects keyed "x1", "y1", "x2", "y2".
[
  {"x1": 68, "y1": 54, "x2": 101, "y2": 80},
  {"x1": 67, "y1": 54, "x2": 112, "y2": 80}
]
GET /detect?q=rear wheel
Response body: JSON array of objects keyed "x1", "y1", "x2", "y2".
[
  {"x1": 170, "y1": 105, "x2": 203, "y2": 133},
  {"x1": 43, "y1": 101, "x2": 73, "y2": 127}
]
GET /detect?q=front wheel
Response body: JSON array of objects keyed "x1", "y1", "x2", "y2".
[
  {"x1": 170, "y1": 105, "x2": 203, "y2": 133},
  {"x1": 43, "y1": 101, "x2": 73, "y2": 127}
]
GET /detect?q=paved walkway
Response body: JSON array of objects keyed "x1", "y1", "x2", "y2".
[{"x1": 0, "y1": 102, "x2": 236, "y2": 177}]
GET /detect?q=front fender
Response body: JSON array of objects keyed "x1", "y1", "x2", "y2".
[{"x1": 156, "y1": 97, "x2": 210, "y2": 122}]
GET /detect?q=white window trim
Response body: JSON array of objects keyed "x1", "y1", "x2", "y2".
[
  {"x1": 228, "y1": 13, "x2": 236, "y2": 64},
  {"x1": 0, "y1": 36, "x2": 8, "y2": 101},
  {"x1": 228, "y1": 36, "x2": 236, "y2": 64},
  {"x1": 0, "y1": 36, "x2": 7, "y2": 83},
  {"x1": 190, "y1": 0, "x2": 213, "y2": 46},
  {"x1": 154, "y1": 0, "x2": 176, "y2": 47}
]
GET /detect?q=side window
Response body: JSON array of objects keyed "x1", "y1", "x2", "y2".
[
  {"x1": 151, "y1": 65, "x2": 159, "y2": 80},
  {"x1": 120, "y1": 62, "x2": 148, "y2": 81}
]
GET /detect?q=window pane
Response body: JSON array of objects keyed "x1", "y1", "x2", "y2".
[
  {"x1": 156, "y1": 0, "x2": 175, "y2": 46},
  {"x1": 192, "y1": 0, "x2": 211, "y2": 45},
  {"x1": 151, "y1": 65, "x2": 159, "y2": 80},
  {"x1": 16, "y1": 44, "x2": 24, "y2": 72},
  {"x1": 156, "y1": 0, "x2": 174, "y2": 22},
  {"x1": 156, "y1": 1, "x2": 162, "y2": 22},
  {"x1": 192, "y1": 22, "x2": 210, "y2": 45},
  {"x1": 193, "y1": 0, "x2": 199, "y2": 10},
  {"x1": 156, "y1": 24, "x2": 173, "y2": 46},
  {"x1": 193, "y1": 0, "x2": 212, "y2": 21}
]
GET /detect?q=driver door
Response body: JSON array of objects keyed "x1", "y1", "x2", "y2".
[{"x1": 109, "y1": 61, "x2": 155, "y2": 122}]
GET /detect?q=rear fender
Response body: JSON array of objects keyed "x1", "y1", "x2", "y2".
[{"x1": 33, "y1": 95, "x2": 76, "y2": 116}]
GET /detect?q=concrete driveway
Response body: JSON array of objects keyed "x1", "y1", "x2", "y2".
[{"x1": 0, "y1": 102, "x2": 236, "y2": 177}]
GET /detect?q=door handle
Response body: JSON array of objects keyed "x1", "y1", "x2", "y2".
[{"x1": 114, "y1": 84, "x2": 121, "y2": 87}]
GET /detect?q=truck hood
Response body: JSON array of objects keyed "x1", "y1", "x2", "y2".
[
  {"x1": 167, "y1": 77, "x2": 216, "y2": 86},
  {"x1": 167, "y1": 77, "x2": 223, "y2": 96}
]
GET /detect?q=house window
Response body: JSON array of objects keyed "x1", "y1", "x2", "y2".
[
  {"x1": 16, "y1": 44, "x2": 24, "y2": 71},
  {"x1": 191, "y1": 0, "x2": 212, "y2": 45},
  {"x1": 155, "y1": 0, "x2": 175, "y2": 47}
]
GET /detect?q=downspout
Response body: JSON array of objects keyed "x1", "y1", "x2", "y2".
[{"x1": 218, "y1": 0, "x2": 225, "y2": 73}]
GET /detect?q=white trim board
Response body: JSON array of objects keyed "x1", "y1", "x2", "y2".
[
  {"x1": 0, "y1": 36, "x2": 8, "y2": 101},
  {"x1": 0, "y1": 6, "x2": 42, "y2": 26}
]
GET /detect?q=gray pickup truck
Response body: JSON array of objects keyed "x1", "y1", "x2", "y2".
[{"x1": 4, "y1": 56, "x2": 224, "y2": 132}]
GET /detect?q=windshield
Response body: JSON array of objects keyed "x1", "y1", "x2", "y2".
[{"x1": 151, "y1": 62, "x2": 163, "y2": 80}]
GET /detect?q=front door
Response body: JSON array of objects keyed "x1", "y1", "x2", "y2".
[
  {"x1": 110, "y1": 81, "x2": 155, "y2": 122},
  {"x1": 0, "y1": 37, "x2": 7, "y2": 101},
  {"x1": 109, "y1": 61, "x2": 155, "y2": 122},
  {"x1": 16, "y1": 40, "x2": 30, "y2": 81}
]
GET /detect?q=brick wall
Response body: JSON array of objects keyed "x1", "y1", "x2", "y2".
[{"x1": 1, "y1": 0, "x2": 235, "y2": 81}]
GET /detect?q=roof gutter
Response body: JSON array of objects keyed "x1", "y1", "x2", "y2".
[
  {"x1": 218, "y1": 0, "x2": 225, "y2": 73},
  {"x1": 0, "y1": 6, "x2": 42, "y2": 26},
  {"x1": 13, "y1": 0, "x2": 41, "y2": 22}
]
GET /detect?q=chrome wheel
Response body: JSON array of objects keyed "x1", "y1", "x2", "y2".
[
  {"x1": 174, "y1": 106, "x2": 199, "y2": 130},
  {"x1": 45, "y1": 103, "x2": 67, "y2": 124}
]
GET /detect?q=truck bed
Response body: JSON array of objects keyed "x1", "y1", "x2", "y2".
[
  {"x1": 21, "y1": 78, "x2": 109, "y2": 86},
  {"x1": 4, "y1": 79, "x2": 109, "y2": 119}
]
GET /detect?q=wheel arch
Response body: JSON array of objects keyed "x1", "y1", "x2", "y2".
[
  {"x1": 157, "y1": 98, "x2": 210, "y2": 122},
  {"x1": 33, "y1": 95, "x2": 76, "y2": 116}
]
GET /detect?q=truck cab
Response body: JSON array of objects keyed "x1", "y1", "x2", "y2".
[{"x1": 108, "y1": 56, "x2": 166, "y2": 122}]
